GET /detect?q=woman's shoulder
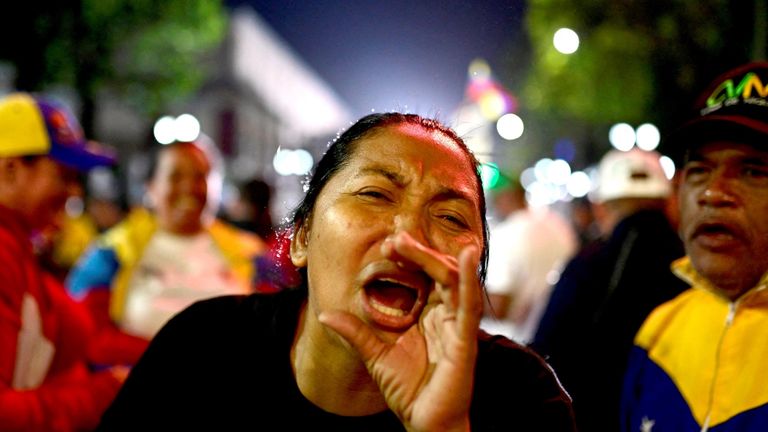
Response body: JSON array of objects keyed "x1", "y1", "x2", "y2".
[
  {"x1": 164, "y1": 288, "x2": 307, "y2": 340},
  {"x1": 473, "y1": 331, "x2": 576, "y2": 430},
  {"x1": 477, "y1": 331, "x2": 555, "y2": 373},
  {"x1": 179, "y1": 288, "x2": 305, "y2": 321},
  {"x1": 475, "y1": 331, "x2": 572, "y2": 405}
]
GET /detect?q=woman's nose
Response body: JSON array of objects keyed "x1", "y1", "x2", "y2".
[{"x1": 392, "y1": 210, "x2": 430, "y2": 246}]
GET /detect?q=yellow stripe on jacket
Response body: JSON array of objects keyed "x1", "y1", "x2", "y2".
[{"x1": 634, "y1": 256, "x2": 768, "y2": 428}]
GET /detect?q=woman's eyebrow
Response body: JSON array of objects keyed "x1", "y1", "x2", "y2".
[
  {"x1": 353, "y1": 165, "x2": 478, "y2": 206},
  {"x1": 433, "y1": 187, "x2": 478, "y2": 206},
  {"x1": 355, "y1": 166, "x2": 404, "y2": 186}
]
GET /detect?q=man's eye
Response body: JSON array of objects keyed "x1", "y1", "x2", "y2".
[
  {"x1": 684, "y1": 164, "x2": 709, "y2": 181},
  {"x1": 744, "y1": 167, "x2": 768, "y2": 181},
  {"x1": 744, "y1": 167, "x2": 768, "y2": 178}
]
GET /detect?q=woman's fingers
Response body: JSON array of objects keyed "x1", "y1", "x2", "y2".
[
  {"x1": 383, "y1": 233, "x2": 460, "y2": 308},
  {"x1": 383, "y1": 232, "x2": 481, "y2": 318},
  {"x1": 319, "y1": 311, "x2": 385, "y2": 360},
  {"x1": 456, "y1": 245, "x2": 482, "y2": 339}
]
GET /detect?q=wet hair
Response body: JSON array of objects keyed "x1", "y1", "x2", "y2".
[{"x1": 290, "y1": 112, "x2": 490, "y2": 284}]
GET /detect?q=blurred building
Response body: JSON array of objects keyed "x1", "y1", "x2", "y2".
[{"x1": 92, "y1": 6, "x2": 352, "y2": 220}]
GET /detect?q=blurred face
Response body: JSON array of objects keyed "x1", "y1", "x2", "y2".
[
  {"x1": 147, "y1": 144, "x2": 210, "y2": 235},
  {"x1": 677, "y1": 141, "x2": 768, "y2": 299},
  {"x1": 5, "y1": 156, "x2": 79, "y2": 232},
  {"x1": 291, "y1": 124, "x2": 484, "y2": 342}
]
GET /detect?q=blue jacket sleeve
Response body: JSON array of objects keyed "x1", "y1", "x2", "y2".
[{"x1": 66, "y1": 247, "x2": 120, "y2": 300}]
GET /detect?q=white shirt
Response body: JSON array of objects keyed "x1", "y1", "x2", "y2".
[
  {"x1": 482, "y1": 207, "x2": 577, "y2": 343},
  {"x1": 121, "y1": 230, "x2": 250, "y2": 338}
]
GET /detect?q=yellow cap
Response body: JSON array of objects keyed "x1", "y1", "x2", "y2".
[{"x1": 0, "y1": 93, "x2": 51, "y2": 157}]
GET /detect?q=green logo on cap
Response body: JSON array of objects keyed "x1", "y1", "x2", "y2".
[{"x1": 703, "y1": 72, "x2": 768, "y2": 115}]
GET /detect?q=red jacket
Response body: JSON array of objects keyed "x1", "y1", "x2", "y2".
[{"x1": 0, "y1": 205, "x2": 122, "y2": 431}]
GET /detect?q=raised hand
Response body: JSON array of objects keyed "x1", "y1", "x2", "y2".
[{"x1": 319, "y1": 231, "x2": 482, "y2": 432}]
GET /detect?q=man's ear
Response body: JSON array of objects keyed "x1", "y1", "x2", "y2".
[
  {"x1": 290, "y1": 222, "x2": 309, "y2": 268},
  {"x1": 0, "y1": 158, "x2": 19, "y2": 182}
]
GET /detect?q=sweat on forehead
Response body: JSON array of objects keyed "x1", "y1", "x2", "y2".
[
  {"x1": 392, "y1": 122, "x2": 462, "y2": 146},
  {"x1": 353, "y1": 122, "x2": 472, "y2": 168}
]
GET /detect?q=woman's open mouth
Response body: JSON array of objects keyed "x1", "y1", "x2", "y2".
[
  {"x1": 359, "y1": 265, "x2": 431, "y2": 331},
  {"x1": 367, "y1": 279, "x2": 419, "y2": 317}
]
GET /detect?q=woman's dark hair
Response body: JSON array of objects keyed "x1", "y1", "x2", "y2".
[{"x1": 288, "y1": 112, "x2": 490, "y2": 284}]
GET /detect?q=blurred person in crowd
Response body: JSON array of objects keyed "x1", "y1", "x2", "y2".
[
  {"x1": 0, "y1": 92, "x2": 126, "y2": 431},
  {"x1": 44, "y1": 167, "x2": 127, "y2": 280},
  {"x1": 66, "y1": 137, "x2": 267, "y2": 367},
  {"x1": 480, "y1": 176, "x2": 577, "y2": 344},
  {"x1": 570, "y1": 196, "x2": 602, "y2": 247},
  {"x1": 222, "y1": 176, "x2": 275, "y2": 240},
  {"x1": 621, "y1": 62, "x2": 768, "y2": 431},
  {"x1": 98, "y1": 113, "x2": 576, "y2": 430},
  {"x1": 532, "y1": 148, "x2": 687, "y2": 431},
  {"x1": 220, "y1": 176, "x2": 300, "y2": 292}
]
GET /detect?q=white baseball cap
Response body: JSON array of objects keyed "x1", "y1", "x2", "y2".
[{"x1": 592, "y1": 148, "x2": 670, "y2": 203}]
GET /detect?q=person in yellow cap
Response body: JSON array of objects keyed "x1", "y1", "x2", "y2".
[{"x1": 0, "y1": 92, "x2": 126, "y2": 431}]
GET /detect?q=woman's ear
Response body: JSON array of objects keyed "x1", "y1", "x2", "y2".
[{"x1": 290, "y1": 222, "x2": 309, "y2": 268}]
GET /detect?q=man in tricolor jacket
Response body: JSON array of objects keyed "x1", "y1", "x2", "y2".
[{"x1": 621, "y1": 62, "x2": 768, "y2": 431}]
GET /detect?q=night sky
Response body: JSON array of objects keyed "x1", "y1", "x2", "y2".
[{"x1": 224, "y1": 0, "x2": 526, "y2": 119}]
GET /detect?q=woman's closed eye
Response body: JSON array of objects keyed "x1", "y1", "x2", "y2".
[
  {"x1": 436, "y1": 211, "x2": 470, "y2": 230},
  {"x1": 356, "y1": 188, "x2": 393, "y2": 202}
]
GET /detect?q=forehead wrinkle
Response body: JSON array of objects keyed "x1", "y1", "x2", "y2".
[
  {"x1": 354, "y1": 165, "x2": 405, "y2": 186},
  {"x1": 351, "y1": 162, "x2": 478, "y2": 207}
]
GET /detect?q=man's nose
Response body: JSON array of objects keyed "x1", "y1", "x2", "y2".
[{"x1": 698, "y1": 171, "x2": 737, "y2": 207}]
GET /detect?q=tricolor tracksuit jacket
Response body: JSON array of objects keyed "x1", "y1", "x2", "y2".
[{"x1": 621, "y1": 257, "x2": 768, "y2": 431}]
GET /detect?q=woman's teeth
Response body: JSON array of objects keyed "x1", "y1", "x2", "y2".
[{"x1": 370, "y1": 300, "x2": 407, "y2": 317}]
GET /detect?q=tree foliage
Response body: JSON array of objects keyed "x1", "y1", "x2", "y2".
[
  {"x1": 520, "y1": 0, "x2": 761, "y2": 151},
  {"x1": 1, "y1": 0, "x2": 226, "y2": 132}
]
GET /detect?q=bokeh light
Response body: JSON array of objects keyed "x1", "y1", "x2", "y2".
[
  {"x1": 554, "y1": 138, "x2": 576, "y2": 162},
  {"x1": 480, "y1": 162, "x2": 501, "y2": 189},
  {"x1": 175, "y1": 114, "x2": 201, "y2": 142},
  {"x1": 153, "y1": 114, "x2": 201, "y2": 144},
  {"x1": 520, "y1": 167, "x2": 536, "y2": 189},
  {"x1": 553, "y1": 28, "x2": 580, "y2": 54},
  {"x1": 659, "y1": 155, "x2": 676, "y2": 179},
  {"x1": 468, "y1": 58, "x2": 492, "y2": 81},
  {"x1": 609, "y1": 123, "x2": 636, "y2": 151},
  {"x1": 153, "y1": 116, "x2": 176, "y2": 145},
  {"x1": 273, "y1": 148, "x2": 314, "y2": 176},
  {"x1": 566, "y1": 171, "x2": 591, "y2": 197},
  {"x1": 546, "y1": 159, "x2": 572, "y2": 185},
  {"x1": 496, "y1": 113, "x2": 524, "y2": 140},
  {"x1": 534, "y1": 158, "x2": 553, "y2": 182},
  {"x1": 635, "y1": 123, "x2": 661, "y2": 151}
]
